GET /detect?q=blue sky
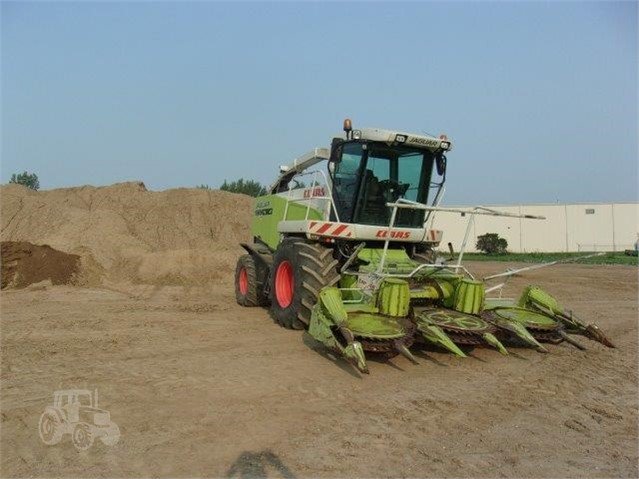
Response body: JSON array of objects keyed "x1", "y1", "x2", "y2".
[{"x1": 1, "y1": 1, "x2": 637, "y2": 204}]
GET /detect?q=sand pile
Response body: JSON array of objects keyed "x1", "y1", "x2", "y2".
[
  {"x1": 1, "y1": 241, "x2": 80, "y2": 289},
  {"x1": 0, "y1": 182, "x2": 254, "y2": 286}
]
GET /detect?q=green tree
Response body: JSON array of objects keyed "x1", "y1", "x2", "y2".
[
  {"x1": 9, "y1": 171, "x2": 40, "y2": 190},
  {"x1": 219, "y1": 178, "x2": 267, "y2": 197},
  {"x1": 476, "y1": 233, "x2": 508, "y2": 255},
  {"x1": 196, "y1": 184, "x2": 211, "y2": 189}
]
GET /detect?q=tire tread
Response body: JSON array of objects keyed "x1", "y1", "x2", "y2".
[
  {"x1": 269, "y1": 240, "x2": 339, "y2": 330},
  {"x1": 235, "y1": 255, "x2": 265, "y2": 307}
]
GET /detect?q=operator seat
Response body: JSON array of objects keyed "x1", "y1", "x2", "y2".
[{"x1": 359, "y1": 170, "x2": 388, "y2": 225}]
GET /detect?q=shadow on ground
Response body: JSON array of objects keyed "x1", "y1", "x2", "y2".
[{"x1": 226, "y1": 450, "x2": 296, "y2": 479}]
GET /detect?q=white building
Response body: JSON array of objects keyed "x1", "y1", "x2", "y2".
[{"x1": 431, "y1": 202, "x2": 638, "y2": 253}]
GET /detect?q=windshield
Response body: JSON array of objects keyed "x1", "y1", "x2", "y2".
[{"x1": 331, "y1": 142, "x2": 435, "y2": 227}]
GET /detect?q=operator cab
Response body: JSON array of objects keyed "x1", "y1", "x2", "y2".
[{"x1": 328, "y1": 119, "x2": 450, "y2": 227}]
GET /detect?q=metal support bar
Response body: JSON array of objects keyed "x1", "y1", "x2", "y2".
[
  {"x1": 340, "y1": 242, "x2": 366, "y2": 274},
  {"x1": 386, "y1": 200, "x2": 546, "y2": 220},
  {"x1": 377, "y1": 205, "x2": 399, "y2": 274},
  {"x1": 345, "y1": 262, "x2": 475, "y2": 281},
  {"x1": 426, "y1": 185, "x2": 446, "y2": 232},
  {"x1": 483, "y1": 252, "x2": 606, "y2": 281},
  {"x1": 456, "y1": 213, "x2": 475, "y2": 269}
]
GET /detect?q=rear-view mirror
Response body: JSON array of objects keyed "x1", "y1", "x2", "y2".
[{"x1": 436, "y1": 153, "x2": 447, "y2": 176}]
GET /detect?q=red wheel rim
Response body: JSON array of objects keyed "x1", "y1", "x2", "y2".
[
  {"x1": 275, "y1": 260, "x2": 294, "y2": 308},
  {"x1": 238, "y1": 268, "x2": 248, "y2": 295}
]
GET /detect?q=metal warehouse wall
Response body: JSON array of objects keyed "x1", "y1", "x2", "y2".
[{"x1": 430, "y1": 202, "x2": 639, "y2": 253}]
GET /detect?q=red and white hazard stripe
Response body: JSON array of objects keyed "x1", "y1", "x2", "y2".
[{"x1": 308, "y1": 221, "x2": 352, "y2": 238}]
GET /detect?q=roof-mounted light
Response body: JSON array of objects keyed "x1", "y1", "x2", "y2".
[
  {"x1": 352, "y1": 129, "x2": 362, "y2": 139},
  {"x1": 440, "y1": 141, "x2": 451, "y2": 150},
  {"x1": 395, "y1": 134, "x2": 407, "y2": 143},
  {"x1": 343, "y1": 118, "x2": 353, "y2": 140}
]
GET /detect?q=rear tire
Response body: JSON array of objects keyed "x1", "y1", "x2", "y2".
[
  {"x1": 38, "y1": 411, "x2": 63, "y2": 445},
  {"x1": 235, "y1": 255, "x2": 265, "y2": 307},
  {"x1": 269, "y1": 240, "x2": 340, "y2": 330}
]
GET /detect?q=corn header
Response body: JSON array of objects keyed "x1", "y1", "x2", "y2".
[{"x1": 234, "y1": 120, "x2": 614, "y2": 374}]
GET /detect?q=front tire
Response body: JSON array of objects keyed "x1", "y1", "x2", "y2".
[
  {"x1": 72, "y1": 423, "x2": 94, "y2": 451},
  {"x1": 269, "y1": 240, "x2": 339, "y2": 330},
  {"x1": 100, "y1": 422, "x2": 120, "y2": 446}
]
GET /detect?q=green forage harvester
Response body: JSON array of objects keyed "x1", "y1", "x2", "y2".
[{"x1": 232, "y1": 119, "x2": 616, "y2": 374}]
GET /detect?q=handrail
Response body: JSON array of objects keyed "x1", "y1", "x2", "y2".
[
  {"x1": 353, "y1": 262, "x2": 475, "y2": 280},
  {"x1": 281, "y1": 169, "x2": 340, "y2": 224},
  {"x1": 425, "y1": 185, "x2": 446, "y2": 233},
  {"x1": 376, "y1": 199, "x2": 545, "y2": 277},
  {"x1": 386, "y1": 199, "x2": 546, "y2": 220}
]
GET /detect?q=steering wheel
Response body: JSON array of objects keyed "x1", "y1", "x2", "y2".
[
  {"x1": 379, "y1": 179, "x2": 400, "y2": 190},
  {"x1": 379, "y1": 179, "x2": 409, "y2": 199}
]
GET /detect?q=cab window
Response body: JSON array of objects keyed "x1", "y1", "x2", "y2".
[{"x1": 331, "y1": 142, "x2": 364, "y2": 222}]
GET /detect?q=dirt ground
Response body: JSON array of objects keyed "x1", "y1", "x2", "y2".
[{"x1": 1, "y1": 261, "x2": 636, "y2": 478}]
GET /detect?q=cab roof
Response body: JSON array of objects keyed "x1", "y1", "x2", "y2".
[{"x1": 339, "y1": 127, "x2": 453, "y2": 152}]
